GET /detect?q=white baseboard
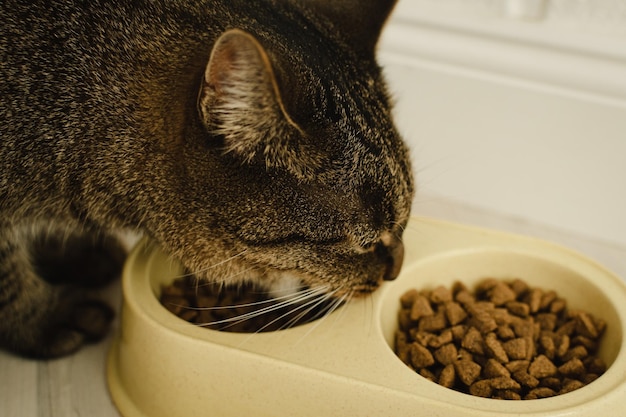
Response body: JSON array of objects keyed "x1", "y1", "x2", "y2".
[{"x1": 379, "y1": 2, "x2": 626, "y2": 246}]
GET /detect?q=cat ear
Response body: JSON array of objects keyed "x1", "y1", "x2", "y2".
[
  {"x1": 199, "y1": 29, "x2": 314, "y2": 173},
  {"x1": 300, "y1": 0, "x2": 398, "y2": 55}
]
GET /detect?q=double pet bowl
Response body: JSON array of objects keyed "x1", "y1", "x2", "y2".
[{"x1": 107, "y1": 217, "x2": 626, "y2": 416}]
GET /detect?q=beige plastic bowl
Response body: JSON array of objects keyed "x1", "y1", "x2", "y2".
[{"x1": 107, "y1": 217, "x2": 626, "y2": 417}]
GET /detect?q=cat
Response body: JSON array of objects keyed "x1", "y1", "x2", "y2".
[{"x1": 0, "y1": 0, "x2": 414, "y2": 358}]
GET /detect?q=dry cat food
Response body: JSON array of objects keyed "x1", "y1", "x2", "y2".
[
  {"x1": 160, "y1": 275, "x2": 336, "y2": 332},
  {"x1": 394, "y1": 278, "x2": 607, "y2": 400}
]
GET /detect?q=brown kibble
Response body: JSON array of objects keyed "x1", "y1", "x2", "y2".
[
  {"x1": 540, "y1": 290, "x2": 557, "y2": 311},
  {"x1": 536, "y1": 313, "x2": 558, "y2": 331},
  {"x1": 490, "y1": 377, "x2": 521, "y2": 391},
  {"x1": 394, "y1": 279, "x2": 608, "y2": 400},
  {"x1": 574, "y1": 312, "x2": 599, "y2": 339},
  {"x1": 419, "y1": 368, "x2": 437, "y2": 382},
  {"x1": 483, "y1": 358, "x2": 511, "y2": 378},
  {"x1": 513, "y1": 371, "x2": 539, "y2": 388},
  {"x1": 549, "y1": 298, "x2": 567, "y2": 314},
  {"x1": 510, "y1": 279, "x2": 530, "y2": 297},
  {"x1": 585, "y1": 357, "x2": 607, "y2": 375},
  {"x1": 540, "y1": 334, "x2": 556, "y2": 359},
  {"x1": 469, "y1": 379, "x2": 493, "y2": 397},
  {"x1": 489, "y1": 282, "x2": 518, "y2": 306},
  {"x1": 526, "y1": 387, "x2": 557, "y2": 400},
  {"x1": 419, "y1": 311, "x2": 448, "y2": 332},
  {"x1": 461, "y1": 327, "x2": 485, "y2": 355},
  {"x1": 429, "y1": 329, "x2": 454, "y2": 349},
  {"x1": 444, "y1": 301, "x2": 468, "y2": 326},
  {"x1": 506, "y1": 301, "x2": 530, "y2": 318},
  {"x1": 400, "y1": 289, "x2": 420, "y2": 308},
  {"x1": 410, "y1": 295, "x2": 434, "y2": 321},
  {"x1": 526, "y1": 289, "x2": 543, "y2": 313},
  {"x1": 561, "y1": 345, "x2": 589, "y2": 362},
  {"x1": 439, "y1": 364, "x2": 456, "y2": 388},
  {"x1": 410, "y1": 342, "x2": 435, "y2": 369},
  {"x1": 497, "y1": 324, "x2": 516, "y2": 340},
  {"x1": 455, "y1": 360, "x2": 482, "y2": 386},
  {"x1": 434, "y1": 343, "x2": 458, "y2": 366},
  {"x1": 529, "y1": 355, "x2": 557, "y2": 379},
  {"x1": 511, "y1": 317, "x2": 535, "y2": 338},
  {"x1": 455, "y1": 289, "x2": 475, "y2": 306},
  {"x1": 503, "y1": 338, "x2": 528, "y2": 360},
  {"x1": 539, "y1": 377, "x2": 562, "y2": 391},
  {"x1": 485, "y1": 332, "x2": 509, "y2": 363},
  {"x1": 556, "y1": 334, "x2": 570, "y2": 358},
  {"x1": 560, "y1": 379, "x2": 585, "y2": 394},
  {"x1": 506, "y1": 360, "x2": 530, "y2": 373},
  {"x1": 450, "y1": 324, "x2": 468, "y2": 341},
  {"x1": 413, "y1": 331, "x2": 436, "y2": 347},
  {"x1": 558, "y1": 358, "x2": 586, "y2": 377},
  {"x1": 495, "y1": 390, "x2": 522, "y2": 400},
  {"x1": 430, "y1": 285, "x2": 453, "y2": 304}
]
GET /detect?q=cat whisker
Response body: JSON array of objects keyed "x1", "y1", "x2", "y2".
[{"x1": 194, "y1": 286, "x2": 329, "y2": 329}]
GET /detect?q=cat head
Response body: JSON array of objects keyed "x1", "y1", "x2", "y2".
[{"x1": 151, "y1": 0, "x2": 414, "y2": 298}]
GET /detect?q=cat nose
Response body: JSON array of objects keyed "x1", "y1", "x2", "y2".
[{"x1": 377, "y1": 236, "x2": 404, "y2": 281}]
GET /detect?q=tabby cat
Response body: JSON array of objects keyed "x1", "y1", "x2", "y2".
[{"x1": 0, "y1": 0, "x2": 414, "y2": 358}]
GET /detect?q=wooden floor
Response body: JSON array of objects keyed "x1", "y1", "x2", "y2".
[{"x1": 2, "y1": 196, "x2": 625, "y2": 417}]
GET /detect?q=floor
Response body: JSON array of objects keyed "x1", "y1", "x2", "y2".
[{"x1": 1, "y1": 195, "x2": 625, "y2": 417}]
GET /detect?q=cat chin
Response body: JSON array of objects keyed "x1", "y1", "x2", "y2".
[{"x1": 264, "y1": 273, "x2": 307, "y2": 300}]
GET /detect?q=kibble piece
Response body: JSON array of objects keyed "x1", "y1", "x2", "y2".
[
  {"x1": 444, "y1": 301, "x2": 468, "y2": 326},
  {"x1": 506, "y1": 360, "x2": 530, "y2": 373},
  {"x1": 539, "y1": 377, "x2": 562, "y2": 391},
  {"x1": 434, "y1": 343, "x2": 458, "y2": 366},
  {"x1": 400, "y1": 289, "x2": 420, "y2": 308},
  {"x1": 526, "y1": 289, "x2": 543, "y2": 313},
  {"x1": 429, "y1": 329, "x2": 454, "y2": 349},
  {"x1": 574, "y1": 312, "x2": 600, "y2": 338},
  {"x1": 506, "y1": 301, "x2": 530, "y2": 318},
  {"x1": 455, "y1": 360, "x2": 482, "y2": 386},
  {"x1": 450, "y1": 324, "x2": 468, "y2": 342},
  {"x1": 410, "y1": 295, "x2": 434, "y2": 321},
  {"x1": 510, "y1": 279, "x2": 530, "y2": 297},
  {"x1": 430, "y1": 285, "x2": 453, "y2": 304},
  {"x1": 485, "y1": 332, "x2": 509, "y2": 363},
  {"x1": 561, "y1": 345, "x2": 588, "y2": 362},
  {"x1": 585, "y1": 357, "x2": 607, "y2": 375},
  {"x1": 536, "y1": 313, "x2": 558, "y2": 332},
  {"x1": 489, "y1": 282, "x2": 518, "y2": 306},
  {"x1": 455, "y1": 289, "x2": 476, "y2": 306},
  {"x1": 526, "y1": 387, "x2": 557, "y2": 400},
  {"x1": 419, "y1": 368, "x2": 437, "y2": 382},
  {"x1": 540, "y1": 334, "x2": 556, "y2": 359},
  {"x1": 495, "y1": 390, "x2": 522, "y2": 400},
  {"x1": 461, "y1": 327, "x2": 485, "y2": 355},
  {"x1": 483, "y1": 358, "x2": 511, "y2": 379},
  {"x1": 419, "y1": 311, "x2": 448, "y2": 332},
  {"x1": 560, "y1": 379, "x2": 585, "y2": 394},
  {"x1": 410, "y1": 342, "x2": 435, "y2": 368},
  {"x1": 549, "y1": 298, "x2": 567, "y2": 314},
  {"x1": 490, "y1": 377, "x2": 521, "y2": 391},
  {"x1": 497, "y1": 324, "x2": 516, "y2": 340},
  {"x1": 469, "y1": 379, "x2": 493, "y2": 398},
  {"x1": 540, "y1": 290, "x2": 557, "y2": 310},
  {"x1": 512, "y1": 371, "x2": 539, "y2": 388},
  {"x1": 529, "y1": 355, "x2": 557, "y2": 379},
  {"x1": 558, "y1": 358, "x2": 586, "y2": 377},
  {"x1": 502, "y1": 338, "x2": 528, "y2": 361},
  {"x1": 439, "y1": 364, "x2": 456, "y2": 388}
]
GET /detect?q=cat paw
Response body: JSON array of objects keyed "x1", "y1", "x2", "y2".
[
  {"x1": 33, "y1": 233, "x2": 127, "y2": 288},
  {"x1": 25, "y1": 300, "x2": 115, "y2": 359}
]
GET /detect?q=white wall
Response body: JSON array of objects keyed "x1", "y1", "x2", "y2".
[{"x1": 379, "y1": 0, "x2": 626, "y2": 246}]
